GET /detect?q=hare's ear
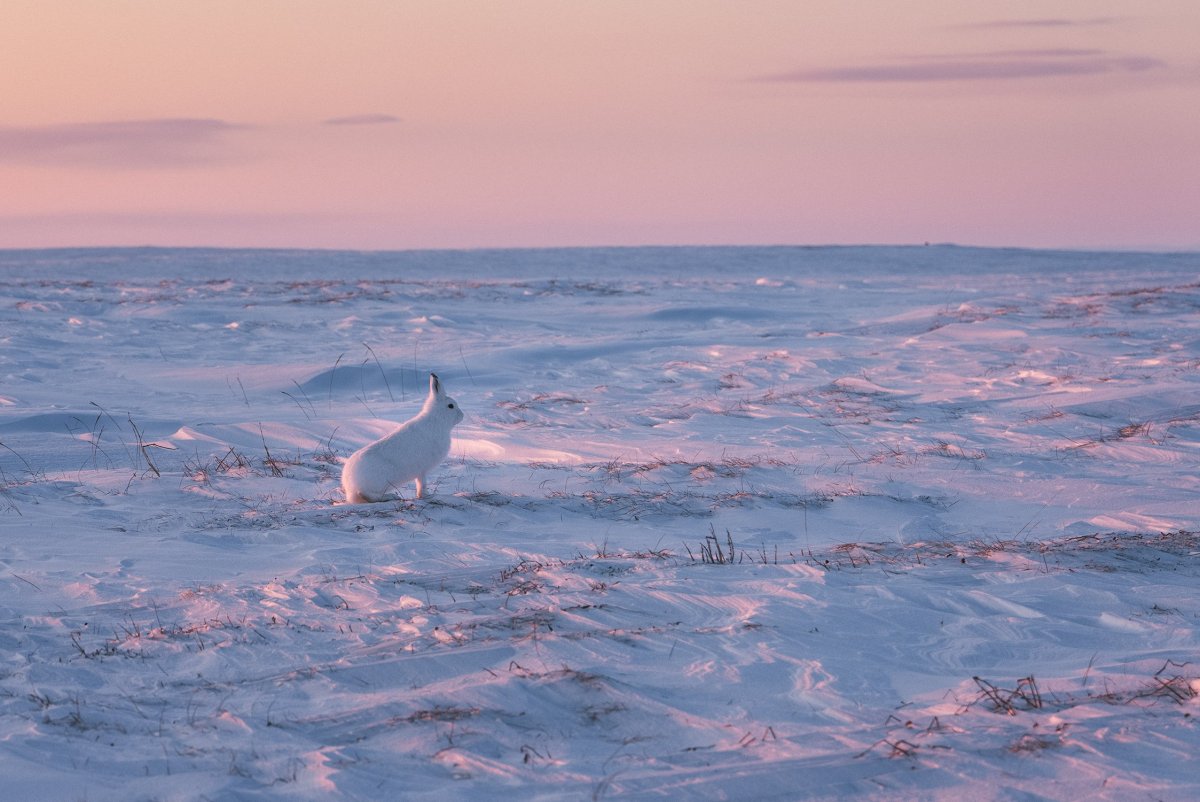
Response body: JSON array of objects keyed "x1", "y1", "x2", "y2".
[{"x1": 429, "y1": 373, "x2": 441, "y2": 396}]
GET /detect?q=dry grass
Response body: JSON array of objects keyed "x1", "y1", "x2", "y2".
[
  {"x1": 969, "y1": 675, "x2": 1044, "y2": 715},
  {"x1": 967, "y1": 661, "x2": 1197, "y2": 717}
]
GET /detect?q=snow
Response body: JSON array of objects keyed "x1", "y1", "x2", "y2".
[{"x1": 1, "y1": 245, "x2": 1198, "y2": 800}]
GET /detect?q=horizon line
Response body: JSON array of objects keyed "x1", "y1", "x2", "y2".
[{"x1": 1, "y1": 242, "x2": 1197, "y2": 257}]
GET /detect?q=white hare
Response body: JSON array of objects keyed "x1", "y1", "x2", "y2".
[{"x1": 341, "y1": 373, "x2": 464, "y2": 503}]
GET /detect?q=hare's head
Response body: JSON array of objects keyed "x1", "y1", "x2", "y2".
[{"x1": 423, "y1": 373, "x2": 465, "y2": 426}]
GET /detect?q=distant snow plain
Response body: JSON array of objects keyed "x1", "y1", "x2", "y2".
[{"x1": 1, "y1": 246, "x2": 1198, "y2": 800}]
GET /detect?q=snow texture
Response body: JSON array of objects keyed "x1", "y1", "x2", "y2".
[{"x1": 1, "y1": 246, "x2": 1198, "y2": 800}]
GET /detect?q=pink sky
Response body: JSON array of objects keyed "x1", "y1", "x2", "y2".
[{"x1": 2, "y1": 1, "x2": 1197, "y2": 250}]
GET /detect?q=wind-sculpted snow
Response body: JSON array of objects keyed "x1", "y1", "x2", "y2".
[{"x1": 1, "y1": 246, "x2": 1199, "y2": 799}]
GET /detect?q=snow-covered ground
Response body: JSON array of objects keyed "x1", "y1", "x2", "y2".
[{"x1": 1, "y1": 246, "x2": 1198, "y2": 800}]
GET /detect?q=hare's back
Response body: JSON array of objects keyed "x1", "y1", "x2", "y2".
[{"x1": 365, "y1": 425, "x2": 449, "y2": 474}]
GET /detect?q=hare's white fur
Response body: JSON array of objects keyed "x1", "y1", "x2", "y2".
[{"x1": 341, "y1": 373, "x2": 464, "y2": 503}]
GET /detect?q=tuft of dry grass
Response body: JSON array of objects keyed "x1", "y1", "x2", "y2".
[
  {"x1": 969, "y1": 675, "x2": 1043, "y2": 716},
  {"x1": 683, "y1": 527, "x2": 736, "y2": 565},
  {"x1": 1130, "y1": 660, "x2": 1197, "y2": 705}
]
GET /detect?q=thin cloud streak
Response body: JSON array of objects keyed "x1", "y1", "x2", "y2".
[
  {"x1": 0, "y1": 210, "x2": 348, "y2": 249},
  {"x1": 0, "y1": 118, "x2": 247, "y2": 169},
  {"x1": 952, "y1": 17, "x2": 1125, "y2": 30},
  {"x1": 915, "y1": 48, "x2": 1107, "y2": 59},
  {"x1": 323, "y1": 114, "x2": 401, "y2": 126},
  {"x1": 758, "y1": 53, "x2": 1165, "y2": 83}
]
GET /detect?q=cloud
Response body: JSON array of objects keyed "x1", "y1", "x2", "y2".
[
  {"x1": 322, "y1": 114, "x2": 401, "y2": 126},
  {"x1": 0, "y1": 118, "x2": 247, "y2": 169},
  {"x1": 0, "y1": 209, "x2": 351, "y2": 248},
  {"x1": 952, "y1": 17, "x2": 1124, "y2": 30},
  {"x1": 964, "y1": 48, "x2": 1106, "y2": 59},
  {"x1": 757, "y1": 51, "x2": 1165, "y2": 84}
]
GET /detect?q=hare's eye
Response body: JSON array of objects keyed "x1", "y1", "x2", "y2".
[{"x1": 448, "y1": 403, "x2": 456, "y2": 409}]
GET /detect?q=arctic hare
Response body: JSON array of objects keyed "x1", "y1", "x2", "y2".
[{"x1": 341, "y1": 373, "x2": 464, "y2": 503}]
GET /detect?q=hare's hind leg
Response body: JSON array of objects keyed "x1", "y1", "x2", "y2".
[{"x1": 415, "y1": 475, "x2": 426, "y2": 499}]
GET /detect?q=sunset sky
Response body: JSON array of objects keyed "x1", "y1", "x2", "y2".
[{"x1": 2, "y1": 1, "x2": 1197, "y2": 250}]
